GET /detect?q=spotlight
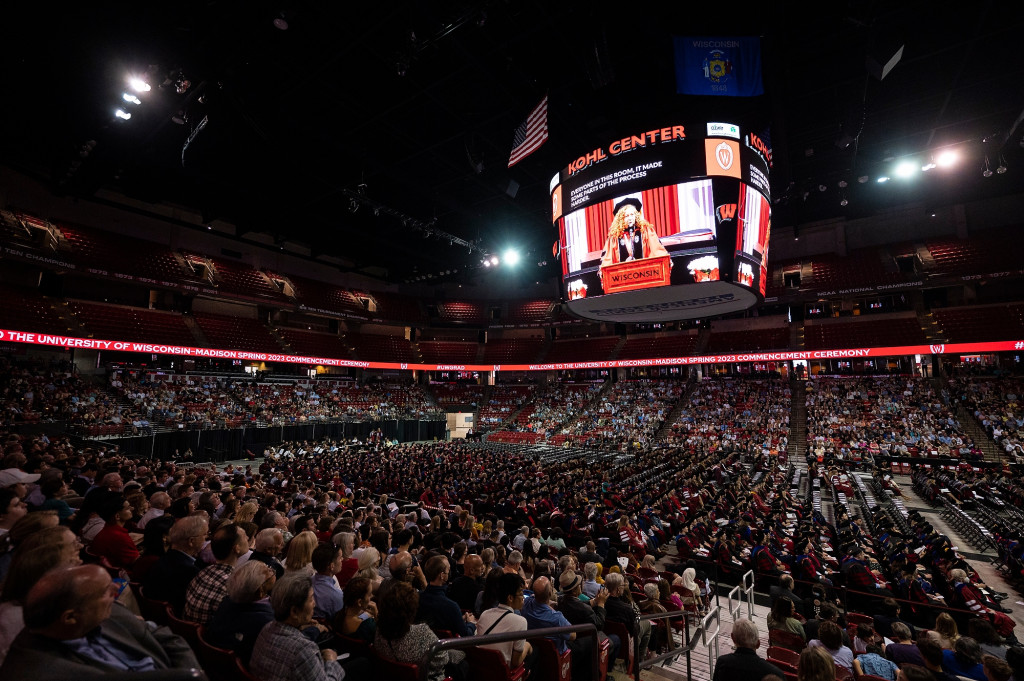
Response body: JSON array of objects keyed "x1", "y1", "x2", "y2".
[
  {"x1": 818, "y1": 184, "x2": 827, "y2": 192},
  {"x1": 483, "y1": 260, "x2": 491, "y2": 267},
  {"x1": 877, "y1": 176, "x2": 890, "y2": 183},
  {"x1": 936, "y1": 150, "x2": 958, "y2": 167},
  {"x1": 997, "y1": 155, "x2": 1007, "y2": 174},
  {"x1": 171, "y1": 111, "x2": 186, "y2": 125},
  {"x1": 894, "y1": 161, "x2": 917, "y2": 178},
  {"x1": 840, "y1": 197, "x2": 848, "y2": 207},
  {"x1": 273, "y1": 13, "x2": 289, "y2": 30},
  {"x1": 982, "y1": 158, "x2": 993, "y2": 178},
  {"x1": 837, "y1": 180, "x2": 848, "y2": 188},
  {"x1": 128, "y1": 77, "x2": 151, "y2": 93},
  {"x1": 115, "y1": 109, "x2": 132, "y2": 120},
  {"x1": 122, "y1": 93, "x2": 141, "y2": 105},
  {"x1": 921, "y1": 163, "x2": 936, "y2": 171},
  {"x1": 490, "y1": 256, "x2": 499, "y2": 266},
  {"x1": 503, "y1": 249, "x2": 520, "y2": 266},
  {"x1": 858, "y1": 175, "x2": 869, "y2": 184}
]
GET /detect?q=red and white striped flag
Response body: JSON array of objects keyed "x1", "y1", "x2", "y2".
[{"x1": 508, "y1": 95, "x2": 548, "y2": 168}]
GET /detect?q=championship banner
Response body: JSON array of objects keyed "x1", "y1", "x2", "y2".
[
  {"x1": 0, "y1": 327, "x2": 1020, "y2": 373},
  {"x1": 674, "y1": 36, "x2": 764, "y2": 97}
]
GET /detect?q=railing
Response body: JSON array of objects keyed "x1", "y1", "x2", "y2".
[
  {"x1": 727, "y1": 570, "x2": 756, "y2": 622},
  {"x1": 419, "y1": 623, "x2": 599, "y2": 681},
  {"x1": 637, "y1": 605, "x2": 722, "y2": 681}
]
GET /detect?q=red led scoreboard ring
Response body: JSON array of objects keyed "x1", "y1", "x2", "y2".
[{"x1": 552, "y1": 121, "x2": 772, "y2": 322}]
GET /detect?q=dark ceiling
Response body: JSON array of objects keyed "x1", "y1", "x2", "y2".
[{"x1": 2, "y1": 2, "x2": 1023, "y2": 285}]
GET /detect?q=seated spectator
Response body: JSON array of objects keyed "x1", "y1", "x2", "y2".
[
  {"x1": 206, "y1": 560, "x2": 276, "y2": 665},
  {"x1": 333, "y1": 576, "x2": 377, "y2": 643},
  {"x1": 375, "y1": 580, "x2": 465, "y2": 681},
  {"x1": 417, "y1": 554, "x2": 476, "y2": 636},
  {"x1": 0, "y1": 488, "x2": 28, "y2": 539},
  {"x1": 770, "y1": 573, "x2": 805, "y2": 613},
  {"x1": 184, "y1": 522, "x2": 248, "y2": 624},
  {"x1": 852, "y1": 643, "x2": 899, "y2": 681},
  {"x1": 131, "y1": 515, "x2": 173, "y2": 582},
  {"x1": 332, "y1": 531, "x2": 358, "y2": 588},
  {"x1": 928, "y1": 612, "x2": 960, "y2": 650},
  {"x1": 0, "y1": 525, "x2": 82, "y2": 666},
  {"x1": 968, "y1": 618, "x2": 1007, "y2": 660},
  {"x1": 712, "y1": 618, "x2": 784, "y2": 681},
  {"x1": 768, "y1": 596, "x2": 806, "y2": 641},
  {"x1": 806, "y1": 603, "x2": 852, "y2": 647},
  {"x1": 311, "y1": 542, "x2": 345, "y2": 620},
  {"x1": 355, "y1": 546, "x2": 382, "y2": 593},
  {"x1": 137, "y1": 491, "x2": 170, "y2": 530},
  {"x1": 873, "y1": 598, "x2": 917, "y2": 641},
  {"x1": 886, "y1": 622, "x2": 925, "y2": 667},
  {"x1": 34, "y1": 473, "x2": 75, "y2": 523},
  {"x1": 949, "y1": 569, "x2": 1017, "y2": 643},
  {"x1": 284, "y1": 530, "x2": 318, "y2": 576},
  {"x1": 557, "y1": 568, "x2": 616, "y2": 680},
  {"x1": 448, "y1": 553, "x2": 485, "y2": 613},
  {"x1": 0, "y1": 510, "x2": 59, "y2": 582},
  {"x1": 522, "y1": 575, "x2": 575, "y2": 654},
  {"x1": 808, "y1": 620, "x2": 854, "y2": 671},
  {"x1": 0, "y1": 564, "x2": 199, "y2": 678},
  {"x1": 603, "y1": 571, "x2": 652, "y2": 660},
  {"x1": 88, "y1": 493, "x2": 139, "y2": 569},
  {"x1": 251, "y1": 527, "x2": 286, "y2": 579},
  {"x1": 476, "y1": 573, "x2": 535, "y2": 671},
  {"x1": 250, "y1": 572, "x2": 345, "y2": 681},
  {"x1": 798, "y1": 646, "x2": 837, "y2": 680},
  {"x1": 982, "y1": 654, "x2": 1012, "y2": 681},
  {"x1": 582, "y1": 562, "x2": 601, "y2": 599},
  {"x1": 143, "y1": 515, "x2": 208, "y2": 613},
  {"x1": 941, "y1": 636, "x2": 985, "y2": 681},
  {"x1": 915, "y1": 636, "x2": 960, "y2": 681}
]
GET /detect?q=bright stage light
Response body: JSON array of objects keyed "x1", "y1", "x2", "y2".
[
  {"x1": 894, "y1": 161, "x2": 917, "y2": 178},
  {"x1": 503, "y1": 249, "x2": 520, "y2": 266}
]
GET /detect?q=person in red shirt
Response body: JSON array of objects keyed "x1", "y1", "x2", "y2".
[{"x1": 89, "y1": 492, "x2": 140, "y2": 570}]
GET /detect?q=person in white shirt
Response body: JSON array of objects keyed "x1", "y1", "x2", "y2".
[{"x1": 476, "y1": 573, "x2": 534, "y2": 671}]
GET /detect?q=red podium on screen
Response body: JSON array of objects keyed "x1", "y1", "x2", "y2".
[{"x1": 600, "y1": 255, "x2": 672, "y2": 295}]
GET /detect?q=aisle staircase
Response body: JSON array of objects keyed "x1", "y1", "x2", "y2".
[{"x1": 787, "y1": 379, "x2": 808, "y2": 468}]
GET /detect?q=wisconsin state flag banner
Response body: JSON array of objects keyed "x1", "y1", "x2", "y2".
[{"x1": 674, "y1": 36, "x2": 764, "y2": 97}]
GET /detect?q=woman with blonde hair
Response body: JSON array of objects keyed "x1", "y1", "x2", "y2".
[
  {"x1": 234, "y1": 501, "x2": 259, "y2": 524},
  {"x1": 283, "y1": 530, "x2": 318, "y2": 575},
  {"x1": 356, "y1": 546, "x2": 383, "y2": 592},
  {"x1": 928, "y1": 612, "x2": 959, "y2": 649}
]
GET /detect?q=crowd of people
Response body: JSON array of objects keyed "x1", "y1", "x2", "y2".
[
  {"x1": 2, "y1": 360, "x2": 1024, "y2": 681},
  {"x1": 951, "y1": 376, "x2": 1024, "y2": 460},
  {"x1": 806, "y1": 377, "x2": 985, "y2": 463}
]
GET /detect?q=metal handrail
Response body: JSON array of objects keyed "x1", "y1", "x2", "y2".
[
  {"x1": 417, "y1": 623, "x2": 599, "y2": 681},
  {"x1": 636, "y1": 605, "x2": 722, "y2": 680}
]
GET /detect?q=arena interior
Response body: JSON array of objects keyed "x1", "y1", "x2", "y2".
[{"x1": 1, "y1": 4, "x2": 1024, "y2": 681}]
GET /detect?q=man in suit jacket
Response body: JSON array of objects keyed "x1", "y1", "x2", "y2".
[
  {"x1": 143, "y1": 515, "x2": 208, "y2": 613},
  {"x1": 0, "y1": 564, "x2": 200, "y2": 679},
  {"x1": 713, "y1": 618, "x2": 784, "y2": 681}
]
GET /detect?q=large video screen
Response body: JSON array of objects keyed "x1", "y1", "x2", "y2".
[{"x1": 552, "y1": 121, "x2": 772, "y2": 321}]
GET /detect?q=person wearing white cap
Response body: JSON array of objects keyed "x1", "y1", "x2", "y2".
[{"x1": 0, "y1": 469, "x2": 40, "y2": 500}]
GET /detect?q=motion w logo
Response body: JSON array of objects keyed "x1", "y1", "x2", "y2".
[{"x1": 930, "y1": 344, "x2": 945, "y2": 354}]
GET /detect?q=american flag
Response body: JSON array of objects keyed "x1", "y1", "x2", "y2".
[{"x1": 508, "y1": 95, "x2": 548, "y2": 168}]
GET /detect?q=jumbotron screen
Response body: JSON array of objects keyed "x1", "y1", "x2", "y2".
[{"x1": 551, "y1": 121, "x2": 771, "y2": 322}]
